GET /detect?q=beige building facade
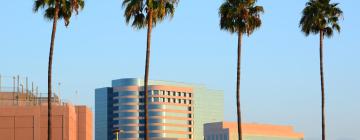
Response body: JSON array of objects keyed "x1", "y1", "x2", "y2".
[
  {"x1": 0, "y1": 91, "x2": 93, "y2": 140},
  {"x1": 204, "y1": 122, "x2": 304, "y2": 140}
]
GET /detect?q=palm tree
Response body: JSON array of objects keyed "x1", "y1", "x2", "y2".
[
  {"x1": 122, "y1": 0, "x2": 179, "y2": 139},
  {"x1": 299, "y1": 0, "x2": 343, "y2": 140},
  {"x1": 33, "y1": 0, "x2": 84, "y2": 140},
  {"x1": 219, "y1": 0, "x2": 263, "y2": 140}
]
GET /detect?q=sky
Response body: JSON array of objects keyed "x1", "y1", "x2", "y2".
[{"x1": 0, "y1": 0, "x2": 359, "y2": 140}]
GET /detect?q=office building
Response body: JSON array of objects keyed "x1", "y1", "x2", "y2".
[{"x1": 95, "y1": 78, "x2": 224, "y2": 140}]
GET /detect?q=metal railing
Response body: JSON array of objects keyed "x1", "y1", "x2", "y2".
[{"x1": 0, "y1": 74, "x2": 64, "y2": 107}]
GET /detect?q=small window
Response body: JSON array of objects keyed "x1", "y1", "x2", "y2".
[
  {"x1": 167, "y1": 98, "x2": 171, "y2": 103},
  {"x1": 173, "y1": 98, "x2": 176, "y2": 103},
  {"x1": 178, "y1": 99, "x2": 182, "y2": 104},
  {"x1": 183, "y1": 92, "x2": 187, "y2": 97},
  {"x1": 173, "y1": 91, "x2": 176, "y2": 96},
  {"x1": 154, "y1": 97, "x2": 159, "y2": 102},
  {"x1": 153, "y1": 90, "x2": 159, "y2": 95},
  {"x1": 178, "y1": 92, "x2": 181, "y2": 96},
  {"x1": 167, "y1": 91, "x2": 171, "y2": 96},
  {"x1": 189, "y1": 100, "x2": 192, "y2": 104},
  {"x1": 188, "y1": 93, "x2": 192, "y2": 97},
  {"x1": 183, "y1": 99, "x2": 187, "y2": 104}
]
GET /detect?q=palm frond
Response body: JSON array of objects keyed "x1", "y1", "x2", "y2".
[
  {"x1": 33, "y1": 0, "x2": 84, "y2": 27},
  {"x1": 122, "y1": 0, "x2": 179, "y2": 29},
  {"x1": 219, "y1": 0, "x2": 264, "y2": 35},
  {"x1": 299, "y1": 0, "x2": 343, "y2": 38}
]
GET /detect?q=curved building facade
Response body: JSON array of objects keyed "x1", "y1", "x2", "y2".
[{"x1": 95, "y1": 78, "x2": 223, "y2": 140}]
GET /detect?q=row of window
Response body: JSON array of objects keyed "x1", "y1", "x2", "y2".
[
  {"x1": 153, "y1": 90, "x2": 192, "y2": 98},
  {"x1": 152, "y1": 97, "x2": 192, "y2": 105}
]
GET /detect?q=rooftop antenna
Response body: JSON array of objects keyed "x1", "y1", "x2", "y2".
[
  {"x1": 0, "y1": 74, "x2": 2, "y2": 92},
  {"x1": 26, "y1": 77, "x2": 28, "y2": 100},
  {"x1": 13, "y1": 76, "x2": 16, "y2": 105},
  {"x1": 20, "y1": 83, "x2": 24, "y2": 105},
  {"x1": 36, "y1": 86, "x2": 39, "y2": 105},
  {"x1": 58, "y1": 82, "x2": 61, "y2": 103},
  {"x1": 30, "y1": 82, "x2": 35, "y2": 104},
  {"x1": 13, "y1": 76, "x2": 15, "y2": 93},
  {"x1": 17, "y1": 75, "x2": 20, "y2": 93},
  {"x1": 31, "y1": 82, "x2": 34, "y2": 100}
]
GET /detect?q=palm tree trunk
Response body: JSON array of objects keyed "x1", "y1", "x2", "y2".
[
  {"x1": 320, "y1": 30, "x2": 326, "y2": 140},
  {"x1": 48, "y1": 2, "x2": 59, "y2": 140},
  {"x1": 143, "y1": 9, "x2": 153, "y2": 140},
  {"x1": 236, "y1": 31, "x2": 243, "y2": 140}
]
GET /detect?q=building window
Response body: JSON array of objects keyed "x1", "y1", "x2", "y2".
[
  {"x1": 183, "y1": 99, "x2": 187, "y2": 104},
  {"x1": 189, "y1": 100, "x2": 192, "y2": 104},
  {"x1": 173, "y1": 91, "x2": 176, "y2": 96},
  {"x1": 153, "y1": 90, "x2": 159, "y2": 95},
  {"x1": 178, "y1": 92, "x2": 181, "y2": 96},
  {"x1": 167, "y1": 98, "x2": 171, "y2": 103},
  {"x1": 178, "y1": 99, "x2": 181, "y2": 104},
  {"x1": 183, "y1": 92, "x2": 187, "y2": 97},
  {"x1": 188, "y1": 93, "x2": 192, "y2": 97},
  {"x1": 173, "y1": 98, "x2": 176, "y2": 103},
  {"x1": 167, "y1": 91, "x2": 171, "y2": 96},
  {"x1": 154, "y1": 97, "x2": 159, "y2": 102},
  {"x1": 188, "y1": 107, "x2": 192, "y2": 111}
]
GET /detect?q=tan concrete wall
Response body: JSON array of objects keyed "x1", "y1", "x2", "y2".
[
  {"x1": 76, "y1": 106, "x2": 93, "y2": 140},
  {"x1": 0, "y1": 104, "x2": 92, "y2": 140}
]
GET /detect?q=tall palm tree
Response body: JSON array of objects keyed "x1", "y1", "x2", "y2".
[
  {"x1": 219, "y1": 0, "x2": 263, "y2": 140},
  {"x1": 33, "y1": 0, "x2": 84, "y2": 140},
  {"x1": 122, "y1": 0, "x2": 179, "y2": 139},
  {"x1": 300, "y1": 0, "x2": 342, "y2": 140}
]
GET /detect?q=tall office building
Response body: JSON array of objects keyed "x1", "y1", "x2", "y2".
[
  {"x1": 95, "y1": 78, "x2": 224, "y2": 140},
  {"x1": 204, "y1": 122, "x2": 304, "y2": 140}
]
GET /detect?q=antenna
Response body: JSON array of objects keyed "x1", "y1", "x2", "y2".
[
  {"x1": 13, "y1": 76, "x2": 15, "y2": 93},
  {"x1": 17, "y1": 75, "x2": 20, "y2": 93},
  {"x1": 0, "y1": 74, "x2": 2, "y2": 92},
  {"x1": 26, "y1": 77, "x2": 28, "y2": 94},
  {"x1": 32, "y1": 82, "x2": 34, "y2": 95},
  {"x1": 26, "y1": 77, "x2": 28, "y2": 99},
  {"x1": 58, "y1": 82, "x2": 61, "y2": 103}
]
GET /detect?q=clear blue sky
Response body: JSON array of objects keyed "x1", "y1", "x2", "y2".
[{"x1": 1, "y1": 0, "x2": 359, "y2": 140}]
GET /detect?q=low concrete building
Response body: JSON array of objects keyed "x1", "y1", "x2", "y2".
[
  {"x1": 204, "y1": 122, "x2": 304, "y2": 140},
  {"x1": 0, "y1": 91, "x2": 93, "y2": 140}
]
